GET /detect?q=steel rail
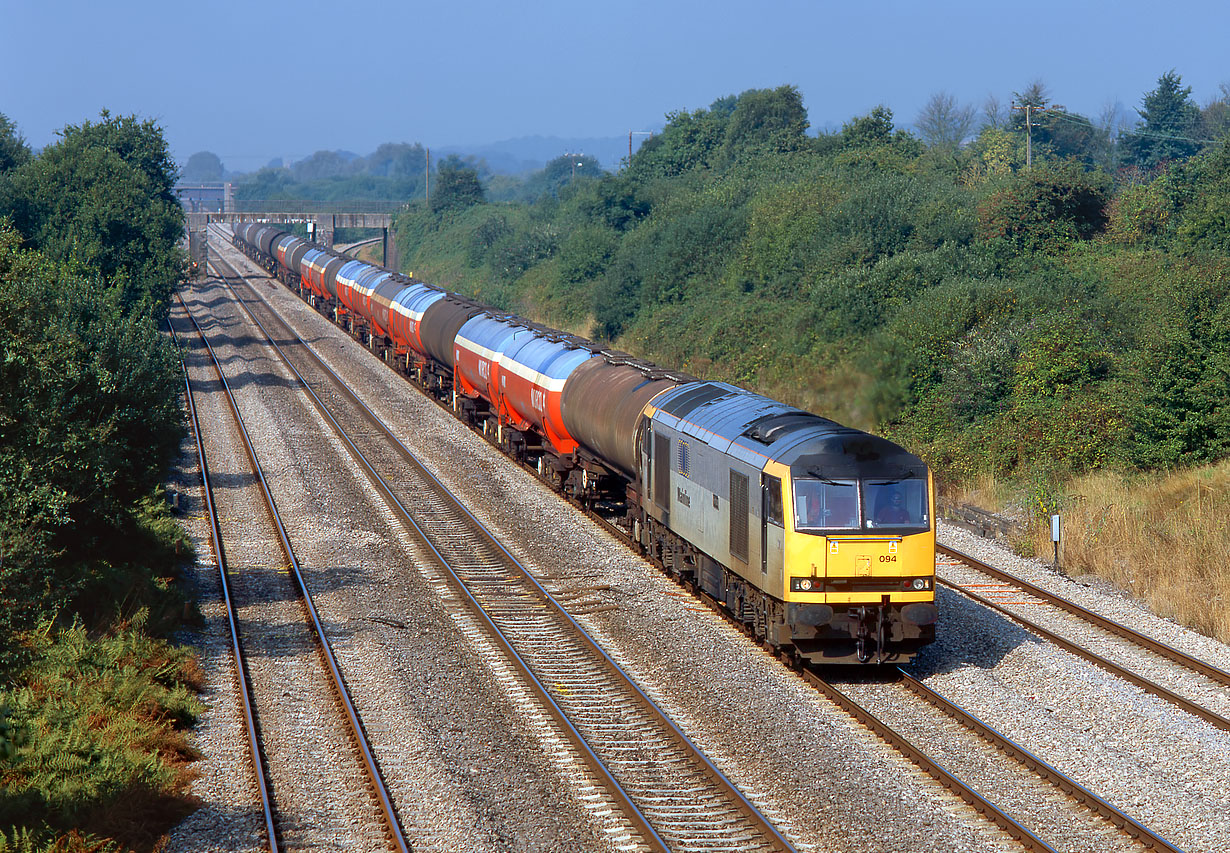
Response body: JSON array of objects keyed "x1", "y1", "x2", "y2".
[
  {"x1": 800, "y1": 669, "x2": 1058, "y2": 853},
  {"x1": 942, "y1": 577, "x2": 1230, "y2": 733},
  {"x1": 938, "y1": 544, "x2": 1230, "y2": 689},
  {"x1": 590, "y1": 519, "x2": 1180, "y2": 850},
  {"x1": 209, "y1": 226, "x2": 1201, "y2": 852},
  {"x1": 203, "y1": 254, "x2": 672, "y2": 853},
  {"x1": 897, "y1": 669, "x2": 1186, "y2": 853},
  {"x1": 179, "y1": 285, "x2": 411, "y2": 853},
  {"x1": 207, "y1": 249, "x2": 797, "y2": 853},
  {"x1": 168, "y1": 317, "x2": 280, "y2": 853}
]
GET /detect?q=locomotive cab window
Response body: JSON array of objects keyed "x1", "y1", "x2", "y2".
[
  {"x1": 763, "y1": 475, "x2": 784, "y2": 527},
  {"x1": 793, "y1": 478, "x2": 859, "y2": 531},
  {"x1": 864, "y1": 478, "x2": 929, "y2": 531}
]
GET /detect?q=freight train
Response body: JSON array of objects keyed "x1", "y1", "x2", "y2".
[{"x1": 230, "y1": 223, "x2": 937, "y2": 664}]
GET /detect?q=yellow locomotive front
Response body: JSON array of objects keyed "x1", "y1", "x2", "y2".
[
  {"x1": 768, "y1": 453, "x2": 937, "y2": 664},
  {"x1": 632, "y1": 382, "x2": 936, "y2": 666}
]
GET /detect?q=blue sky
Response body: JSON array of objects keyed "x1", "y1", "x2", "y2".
[{"x1": 3, "y1": 0, "x2": 1227, "y2": 173}]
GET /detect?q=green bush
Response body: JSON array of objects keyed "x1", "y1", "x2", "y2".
[
  {"x1": 977, "y1": 161, "x2": 1110, "y2": 252},
  {"x1": 0, "y1": 619, "x2": 202, "y2": 850},
  {"x1": 0, "y1": 229, "x2": 185, "y2": 653},
  {"x1": 556, "y1": 224, "x2": 619, "y2": 285},
  {"x1": 391, "y1": 85, "x2": 1230, "y2": 496}
]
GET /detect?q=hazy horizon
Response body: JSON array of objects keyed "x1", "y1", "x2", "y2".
[{"x1": 5, "y1": 0, "x2": 1228, "y2": 174}]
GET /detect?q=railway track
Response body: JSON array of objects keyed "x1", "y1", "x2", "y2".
[
  {"x1": 172, "y1": 290, "x2": 410, "y2": 853},
  {"x1": 202, "y1": 245, "x2": 799, "y2": 853},
  {"x1": 809, "y1": 669, "x2": 1184, "y2": 853},
  {"x1": 938, "y1": 544, "x2": 1230, "y2": 732},
  {"x1": 204, "y1": 225, "x2": 1218, "y2": 852},
  {"x1": 171, "y1": 320, "x2": 278, "y2": 852}
]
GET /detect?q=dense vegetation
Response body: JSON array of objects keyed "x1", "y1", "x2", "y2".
[
  {"x1": 390, "y1": 76, "x2": 1230, "y2": 511},
  {"x1": 0, "y1": 112, "x2": 198, "y2": 852}
]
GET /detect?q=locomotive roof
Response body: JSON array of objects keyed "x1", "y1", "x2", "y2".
[{"x1": 649, "y1": 381, "x2": 925, "y2": 478}]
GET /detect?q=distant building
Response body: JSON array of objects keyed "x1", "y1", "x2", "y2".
[{"x1": 175, "y1": 182, "x2": 233, "y2": 214}]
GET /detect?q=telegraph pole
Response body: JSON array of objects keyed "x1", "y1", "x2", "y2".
[
  {"x1": 1011, "y1": 101, "x2": 1063, "y2": 168},
  {"x1": 425, "y1": 146, "x2": 430, "y2": 207},
  {"x1": 628, "y1": 130, "x2": 652, "y2": 164}
]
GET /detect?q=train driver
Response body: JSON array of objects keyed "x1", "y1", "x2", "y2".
[{"x1": 875, "y1": 489, "x2": 911, "y2": 525}]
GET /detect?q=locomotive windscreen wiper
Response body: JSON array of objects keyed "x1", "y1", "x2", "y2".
[{"x1": 804, "y1": 470, "x2": 848, "y2": 486}]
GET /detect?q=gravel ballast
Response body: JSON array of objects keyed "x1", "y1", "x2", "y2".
[{"x1": 168, "y1": 235, "x2": 1230, "y2": 852}]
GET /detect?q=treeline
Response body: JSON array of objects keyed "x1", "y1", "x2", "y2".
[
  {"x1": 392, "y1": 74, "x2": 1230, "y2": 501},
  {"x1": 203, "y1": 139, "x2": 609, "y2": 207},
  {"x1": 230, "y1": 141, "x2": 435, "y2": 203},
  {"x1": 0, "y1": 112, "x2": 201, "y2": 851}
]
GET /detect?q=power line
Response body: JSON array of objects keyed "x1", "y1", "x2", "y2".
[
  {"x1": 1036, "y1": 109, "x2": 1224, "y2": 146},
  {"x1": 1011, "y1": 102, "x2": 1063, "y2": 168}
]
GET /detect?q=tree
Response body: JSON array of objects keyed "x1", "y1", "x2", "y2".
[
  {"x1": 1198, "y1": 83, "x2": 1230, "y2": 143},
  {"x1": 181, "y1": 151, "x2": 224, "y2": 182},
  {"x1": 0, "y1": 112, "x2": 31, "y2": 174},
  {"x1": 841, "y1": 105, "x2": 896, "y2": 148},
  {"x1": 1172, "y1": 138, "x2": 1230, "y2": 253},
  {"x1": 916, "y1": 91, "x2": 975, "y2": 150},
  {"x1": 838, "y1": 106, "x2": 924, "y2": 164},
  {"x1": 720, "y1": 85, "x2": 809, "y2": 162},
  {"x1": 1130, "y1": 271, "x2": 1230, "y2": 467},
  {"x1": 520, "y1": 153, "x2": 604, "y2": 201},
  {"x1": 0, "y1": 226, "x2": 184, "y2": 637},
  {"x1": 1120, "y1": 70, "x2": 1202, "y2": 170},
  {"x1": 1013, "y1": 80, "x2": 1051, "y2": 110},
  {"x1": 1035, "y1": 109, "x2": 1111, "y2": 168},
  {"x1": 630, "y1": 102, "x2": 729, "y2": 178},
  {"x1": 430, "y1": 155, "x2": 484, "y2": 214},
  {"x1": 291, "y1": 149, "x2": 354, "y2": 182},
  {"x1": 981, "y1": 94, "x2": 1008, "y2": 130},
  {"x1": 0, "y1": 111, "x2": 184, "y2": 312},
  {"x1": 964, "y1": 126, "x2": 1022, "y2": 183},
  {"x1": 365, "y1": 142, "x2": 427, "y2": 179}
]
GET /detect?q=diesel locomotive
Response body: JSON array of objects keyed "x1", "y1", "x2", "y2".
[{"x1": 231, "y1": 223, "x2": 937, "y2": 663}]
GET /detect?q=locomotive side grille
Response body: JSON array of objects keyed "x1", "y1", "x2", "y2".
[
  {"x1": 654, "y1": 432, "x2": 671, "y2": 509},
  {"x1": 729, "y1": 469, "x2": 749, "y2": 562}
]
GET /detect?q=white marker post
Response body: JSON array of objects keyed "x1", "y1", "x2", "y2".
[{"x1": 1051, "y1": 513, "x2": 1062, "y2": 569}]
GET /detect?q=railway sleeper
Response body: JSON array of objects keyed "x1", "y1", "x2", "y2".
[{"x1": 232, "y1": 240, "x2": 930, "y2": 664}]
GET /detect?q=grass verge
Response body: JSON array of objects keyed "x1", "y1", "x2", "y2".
[
  {"x1": 951, "y1": 461, "x2": 1230, "y2": 645},
  {"x1": 1043, "y1": 462, "x2": 1230, "y2": 643}
]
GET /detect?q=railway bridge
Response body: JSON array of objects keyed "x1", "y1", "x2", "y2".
[{"x1": 181, "y1": 190, "x2": 404, "y2": 270}]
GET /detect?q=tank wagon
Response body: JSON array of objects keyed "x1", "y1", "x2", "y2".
[{"x1": 232, "y1": 224, "x2": 937, "y2": 663}]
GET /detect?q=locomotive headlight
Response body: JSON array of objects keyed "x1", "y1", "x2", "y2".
[
  {"x1": 790, "y1": 577, "x2": 822, "y2": 592},
  {"x1": 912, "y1": 578, "x2": 927, "y2": 591},
  {"x1": 902, "y1": 577, "x2": 933, "y2": 591}
]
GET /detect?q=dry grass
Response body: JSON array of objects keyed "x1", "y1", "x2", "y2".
[
  {"x1": 942, "y1": 472, "x2": 1019, "y2": 514},
  {"x1": 945, "y1": 464, "x2": 1223, "y2": 648},
  {"x1": 1047, "y1": 462, "x2": 1230, "y2": 643},
  {"x1": 943, "y1": 462, "x2": 1230, "y2": 644}
]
